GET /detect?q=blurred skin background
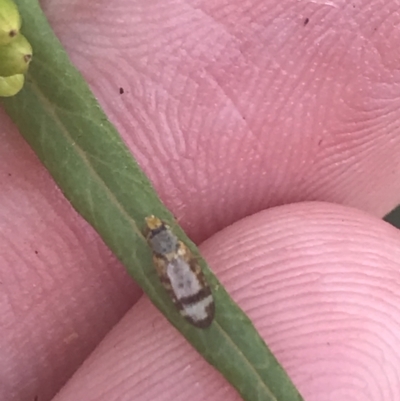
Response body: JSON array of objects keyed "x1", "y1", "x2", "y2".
[{"x1": 1, "y1": 1, "x2": 400, "y2": 400}]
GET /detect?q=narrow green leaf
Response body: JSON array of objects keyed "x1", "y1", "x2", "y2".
[{"x1": 1, "y1": 2, "x2": 305, "y2": 401}]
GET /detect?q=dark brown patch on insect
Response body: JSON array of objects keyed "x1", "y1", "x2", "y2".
[{"x1": 180, "y1": 287, "x2": 212, "y2": 306}]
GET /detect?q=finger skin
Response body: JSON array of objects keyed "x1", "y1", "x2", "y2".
[
  {"x1": 53, "y1": 203, "x2": 400, "y2": 401},
  {"x1": 43, "y1": 0, "x2": 400, "y2": 242}
]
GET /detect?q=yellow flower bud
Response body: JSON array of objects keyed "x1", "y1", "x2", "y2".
[
  {"x1": 0, "y1": 33, "x2": 32, "y2": 76},
  {"x1": 0, "y1": 0, "x2": 21, "y2": 46},
  {"x1": 0, "y1": 73, "x2": 24, "y2": 97}
]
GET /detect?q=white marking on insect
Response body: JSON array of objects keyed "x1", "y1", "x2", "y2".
[{"x1": 180, "y1": 294, "x2": 214, "y2": 321}]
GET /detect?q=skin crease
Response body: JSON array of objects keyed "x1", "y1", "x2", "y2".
[{"x1": 0, "y1": 0, "x2": 400, "y2": 400}]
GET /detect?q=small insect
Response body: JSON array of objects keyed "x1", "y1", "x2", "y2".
[{"x1": 144, "y1": 215, "x2": 215, "y2": 328}]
